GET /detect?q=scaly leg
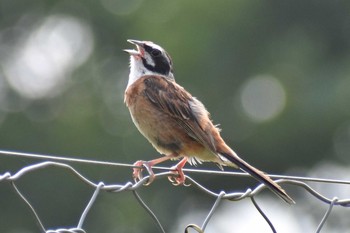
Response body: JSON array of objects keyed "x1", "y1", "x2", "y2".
[
  {"x1": 133, "y1": 155, "x2": 173, "y2": 185},
  {"x1": 168, "y1": 157, "x2": 189, "y2": 186}
]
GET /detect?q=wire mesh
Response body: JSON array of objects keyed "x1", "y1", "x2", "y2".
[{"x1": 0, "y1": 149, "x2": 349, "y2": 233}]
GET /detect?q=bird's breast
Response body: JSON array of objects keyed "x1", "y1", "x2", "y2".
[
  {"x1": 125, "y1": 78, "x2": 187, "y2": 155},
  {"x1": 124, "y1": 76, "x2": 217, "y2": 162}
]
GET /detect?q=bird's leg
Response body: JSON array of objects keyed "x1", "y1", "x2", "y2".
[
  {"x1": 168, "y1": 157, "x2": 189, "y2": 186},
  {"x1": 133, "y1": 155, "x2": 173, "y2": 185}
]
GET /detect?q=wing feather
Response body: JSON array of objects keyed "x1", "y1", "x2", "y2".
[{"x1": 143, "y1": 76, "x2": 216, "y2": 152}]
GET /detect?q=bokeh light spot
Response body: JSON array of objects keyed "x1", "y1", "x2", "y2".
[
  {"x1": 240, "y1": 75, "x2": 286, "y2": 123},
  {"x1": 3, "y1": 15, "x2": 94, "y2": 100}
]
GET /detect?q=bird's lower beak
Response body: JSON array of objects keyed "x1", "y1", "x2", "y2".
[
  {"x1": 124, "y1": 39, "x2": 145, "y2": 56},
  {"x1": 123, "y1": 49, "x2": 140, "y2": 56}
]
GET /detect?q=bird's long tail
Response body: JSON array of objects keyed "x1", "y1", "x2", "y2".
[{"x1": 219, "y1": 151, "x2": 295, "y2": 204}]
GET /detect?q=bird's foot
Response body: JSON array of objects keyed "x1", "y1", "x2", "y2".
[
  {"x1": 133, "y1": 160, "x2": 155, "y2": 185},
  {"x1": 168, "y1": 158, "x2": 190, "y2": 186},
  {"x1": 168, "y1": 166, "x2": 190, "y2": 186}
]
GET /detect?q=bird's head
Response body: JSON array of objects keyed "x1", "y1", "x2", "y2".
[{"x1": 124, "y1": 40, "x2": 174, "y2": 86}]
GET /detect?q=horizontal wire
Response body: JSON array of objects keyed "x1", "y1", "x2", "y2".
[
  {"x1": 0, "y1": 149, "x2": 135, "y2": 167},
  {"x1": 1, "y1": 149, "x2": 350, "y2": 185}
]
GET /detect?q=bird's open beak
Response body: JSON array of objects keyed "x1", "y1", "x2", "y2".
[{"x1": 124, "y1": 39, "x2": 145, "y2": 57}]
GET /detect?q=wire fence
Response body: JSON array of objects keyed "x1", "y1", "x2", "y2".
[{"x1": 0, "y1": 149, "x2": 350, "y2": 233}]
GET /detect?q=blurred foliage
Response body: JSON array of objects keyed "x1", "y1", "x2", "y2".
[{"x1": 1, "y1": 0, "x2": 350, "y2": 232}]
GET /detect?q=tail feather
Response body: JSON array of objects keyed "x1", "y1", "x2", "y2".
[{"x1": 220, "y1": 152, "x2": 295, "y2": 204}]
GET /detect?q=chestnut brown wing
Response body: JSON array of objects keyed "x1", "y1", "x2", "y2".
[{"x1": 142, "y1": 76, "x2": 216, "y2": 152}]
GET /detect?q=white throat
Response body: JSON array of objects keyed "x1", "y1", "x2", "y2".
[
  {"x1": 127, "y1": 56, "x2": 150, "y2": 88},
  {"x1": 127, "y1": 56, "x2": 174, "y2": 88}
]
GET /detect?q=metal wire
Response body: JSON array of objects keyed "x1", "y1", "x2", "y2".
[{"x1": 1, "y1": 150, "x2": 350, "y2": 232}]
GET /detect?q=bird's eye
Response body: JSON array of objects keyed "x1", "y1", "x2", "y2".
[{"x1": 151, "y1": 49, "x2": 161, "y2": 57}]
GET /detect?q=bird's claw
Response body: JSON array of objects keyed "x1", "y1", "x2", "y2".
[
  {"x1": 133, "y1": 159, "x2": 190, "y2": 186},
  {"x1": 133, "y1": 160, "x2": 155, "y2": 185},
  {"x1": 167, "y1": 165, "x2": 191, "y2": 187}
]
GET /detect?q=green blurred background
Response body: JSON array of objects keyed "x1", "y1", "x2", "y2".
[{"x1": 1, "y1": 0, "x2": 350, "y2": 232}]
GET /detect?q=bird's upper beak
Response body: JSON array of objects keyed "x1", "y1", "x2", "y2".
[{"x1": 124, "y1": 39, "x2": 145, "y2": 57}]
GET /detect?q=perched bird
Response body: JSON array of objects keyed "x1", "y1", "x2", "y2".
[{"x1": 124, "y1": 39, "x2": 294, "y2": 204}]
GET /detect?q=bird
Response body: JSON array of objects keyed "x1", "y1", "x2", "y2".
[{"x1": 123, "y1": 39, "x2": 294, "y2": 204}]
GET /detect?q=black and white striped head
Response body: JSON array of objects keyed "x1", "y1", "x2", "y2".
[{"x1": 124, "y1": 39, "x2": 174, "y2": 87}]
